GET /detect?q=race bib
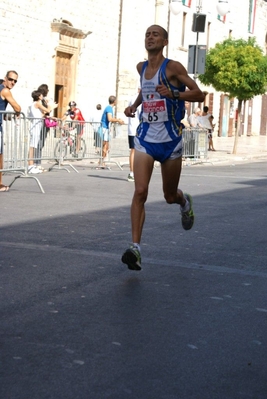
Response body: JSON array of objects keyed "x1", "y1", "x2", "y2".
[{"x1": 142, "y1": 99, "x2": 168, "y2": 123}]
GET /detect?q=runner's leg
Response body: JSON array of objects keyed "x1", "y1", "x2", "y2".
[{"x1": 131, "y1": 149, "x2": 154, "y2": 244}]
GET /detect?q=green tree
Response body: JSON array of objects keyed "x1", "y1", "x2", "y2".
[{"x1": 199, "y1": 37, "x2": 267, "y2": 154}]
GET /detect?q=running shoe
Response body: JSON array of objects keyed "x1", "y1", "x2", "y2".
[
  {"x1": 121, "y1": 245, "x2": 141, "y2": 271},
  {"x1": 127, "y1": 174, "x2": 135, "y2": 182},
  {"x1": 181, "y1": 193, "x2": 194, "y2": 230},
  {"x1": 28, "y1": 166, "x2": 42, "y2": 174},
  {"x1": 37, "y1": 166, "x2": 47, "y2": 172}
]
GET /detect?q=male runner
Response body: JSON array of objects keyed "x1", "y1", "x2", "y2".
[{"x1": 121, "y1": 25, "x2": 205, "y2": 270}]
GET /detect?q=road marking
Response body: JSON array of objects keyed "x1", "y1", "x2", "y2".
[{"x1": 1, "y1": 240, "x2": 267, "y2": 278}]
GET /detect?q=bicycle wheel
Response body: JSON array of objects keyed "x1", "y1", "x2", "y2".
[
  {"x1": 73, "y1": 138, "x2": 86, "y2": 160},
  {"x1": 54, "y1": 140, "x2": 67, "y2": 162}
]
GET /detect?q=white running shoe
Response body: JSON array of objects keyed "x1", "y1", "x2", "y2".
[{"x1": 28, "y1": 166, "x2": 42, "y2": 174}]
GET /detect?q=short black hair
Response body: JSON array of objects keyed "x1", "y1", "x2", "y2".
[
  {"x1": 31, "y1": 90, "x2": 42, "y2": 101},
  {"x1": 158, "y1": 25, "x2": 168, "y2": 40},
  {"x1": 38, "y1": 84, "x2": 49, "y2": 97},
  {"x1": 203, "y1": 106, "x2": 209, "y2": 113},
  {"x1": 109, "y1": 96, "x2": 116, "y2": 105},
  {"x1": 6, "y1": 70, "x2": 18, "y2": 78},
  {"x1": 148, "y1": 25, "x2": 168, "y2": 40}
]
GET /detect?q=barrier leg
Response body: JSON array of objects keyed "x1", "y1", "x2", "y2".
[{"x1": 8, "y1": 174, "x2": 45, "y2": 194}]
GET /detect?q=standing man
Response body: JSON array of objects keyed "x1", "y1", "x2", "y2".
[
  {"x1": 199, "y1": 106, "x2": 216, "y2": 151},
  {"x1": 121, "y1": 25, "x2": 205, "y2": 270},
  {"x1": 0, "y1": 70, "x2": 21, "y2": 192},
  {"x1": 188, "y1": 107, "x2": 202, "y2": 127},
  {"x1": 100, "y1": 96, "x2": 124, "y2": 164},
  {"x1": 127, "y1": 87, "x2": 141, "y2": 182}
]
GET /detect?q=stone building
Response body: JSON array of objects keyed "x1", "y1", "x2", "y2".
[{"x1": 1, "y1": 0, "x2": 267, "y2": 135}]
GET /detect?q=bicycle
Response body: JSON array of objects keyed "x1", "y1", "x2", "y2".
[{"x1": 54, "y1": 122, "x2": 86, "y2": 161}]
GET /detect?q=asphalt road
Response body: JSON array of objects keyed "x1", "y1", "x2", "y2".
[{"x1": 0, "y1": 160, "x2": 267, "y2": 399}]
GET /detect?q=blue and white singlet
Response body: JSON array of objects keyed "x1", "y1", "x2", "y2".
[{"x1": 137, "y1": 58, "x2": 185, "y2": 143}]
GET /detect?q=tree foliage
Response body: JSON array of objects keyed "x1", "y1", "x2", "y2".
[
  {"x1": 199, "y1": 37, "x2": 267, "y2": 101},
  {"x1": 199, "y1": 37, "x2": 267, "y2": 153}
]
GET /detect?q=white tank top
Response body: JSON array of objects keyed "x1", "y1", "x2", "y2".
[
  {"x1": 141, "y1": 70, "x2": 170, "y2": 142},
  {"x1": 29, "y1": 102, "x2": 43, "y2": 119}
]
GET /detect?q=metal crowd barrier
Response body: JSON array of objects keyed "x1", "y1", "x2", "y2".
[
  {"x1": 45, "y1": 120, "x2": 126, "y2": 170},
  {"x1": 0, "y1": 111, "x2": 45, "y2": 193},
  {"x1": 1, "y1": 113, "x2": 129, "y2": 176},
  {"x1": 100, "y1": 123, "x2": 127, "y2": 170},
  {"x1": 182, "y1": 128, "x2": 209, "y2": 164},
  {"x1": 22, "y1": 118, "x2": 99, "y2": 173},
  {"x1": 1, "y1": 115, "x2": 210, "y2": 194}
]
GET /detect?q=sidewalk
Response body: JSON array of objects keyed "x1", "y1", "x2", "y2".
[
  {"x1": 204, "y1": 134, "x2": 267, "y2": 164},
  {"x1": 56, "y1": 133, "x2": 267, "y2": 171}
]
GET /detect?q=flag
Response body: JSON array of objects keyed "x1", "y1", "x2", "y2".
[
  {"x1": 248, "y1": 0, "x2": 256, "y2": 33},
  {"x1": 182, "y1": 0, "x2": 192, "y2": 7}
]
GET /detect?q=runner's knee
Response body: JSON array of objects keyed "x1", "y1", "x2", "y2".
[{"x1": 134, "y1": 186, "x2": 148, "y2": 202}]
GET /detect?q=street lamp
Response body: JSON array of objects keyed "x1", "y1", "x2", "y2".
[
  {"x1": 169, "y1": 0, "x2": 183, "y2": 16},
  {"x1": 216, "y1": 0, "x2": 230, "y2": 16}
]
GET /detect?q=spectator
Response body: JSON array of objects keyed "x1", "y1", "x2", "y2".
[
  {"x1": 0, "y1": 70, "x2": 21, "y2": 192},
  {"x1": 127, "y1": 87, "x2": 141, "y2": 182},
  {"x1": 181, "y1": 101, "x2": 190, "y2": 128},
  {"x1": 100, "y1": 96, "x2": 124, "y2": 165},
  {"x1": 35, "y1": 84, "x2": 58, "y2": 170},
  {"x1": 188, "y1": 107, "x2": 201, "y2": 127},
  {"x1": 199, "y1": 106, "x2": 216, "y2": 151},
  {"x1": 28, "y1": 90, "x2": 52, "y2": 174},
  {"x1": 90, "y1": 103, "x2": 102, "y2": 153},
  {"x1": 64, "y1": 101, "x2": 85, "y2": 154}
]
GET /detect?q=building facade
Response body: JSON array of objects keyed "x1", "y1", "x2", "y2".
[{"x1": 1, "y1": 0, "x2": 267, "y2": 135}]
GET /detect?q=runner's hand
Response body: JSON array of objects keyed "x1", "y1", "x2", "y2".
[
  {"x1": 124, "y1": 105, "x2": 136, "y2": 118},
  {"x1": 156, "y1": 84, "x2": 173, "y2": 98}
]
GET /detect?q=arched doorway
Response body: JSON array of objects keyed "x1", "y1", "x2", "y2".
[{"x1": 51, "y1": 20, "x2": 91, "y2": 118}]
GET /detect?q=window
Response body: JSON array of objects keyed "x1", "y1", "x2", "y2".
[
  {"x1": 181, "y1": 12, "x2": 187, "y2": 47},
  {"x1": 206, "y1": 22, "x2": 211, "y2": 50}
]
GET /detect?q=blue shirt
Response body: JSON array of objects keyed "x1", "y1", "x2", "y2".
[{"x1": 101, "y1": 105, "x2": 113, "y2": 129}]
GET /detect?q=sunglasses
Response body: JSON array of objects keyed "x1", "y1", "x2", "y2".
[{"x1": 7, "y1": 77, "x2": 17, "y2": 84}]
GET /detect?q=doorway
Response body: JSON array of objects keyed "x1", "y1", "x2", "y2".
[
  {"x1": 54, "y1": 85, "x2": 64, "y2": 118},
  {"x1": 54, "y1": 51, "x2": 73, "y2": 118}
]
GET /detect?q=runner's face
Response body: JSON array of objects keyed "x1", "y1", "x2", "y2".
[{"x1": 145, "y1": 26, "x2": 168, "y2": 52}]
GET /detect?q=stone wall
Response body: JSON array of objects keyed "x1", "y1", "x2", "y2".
[{"x1": 1, "y1": 0, "x2": 267, "y2": 134}]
